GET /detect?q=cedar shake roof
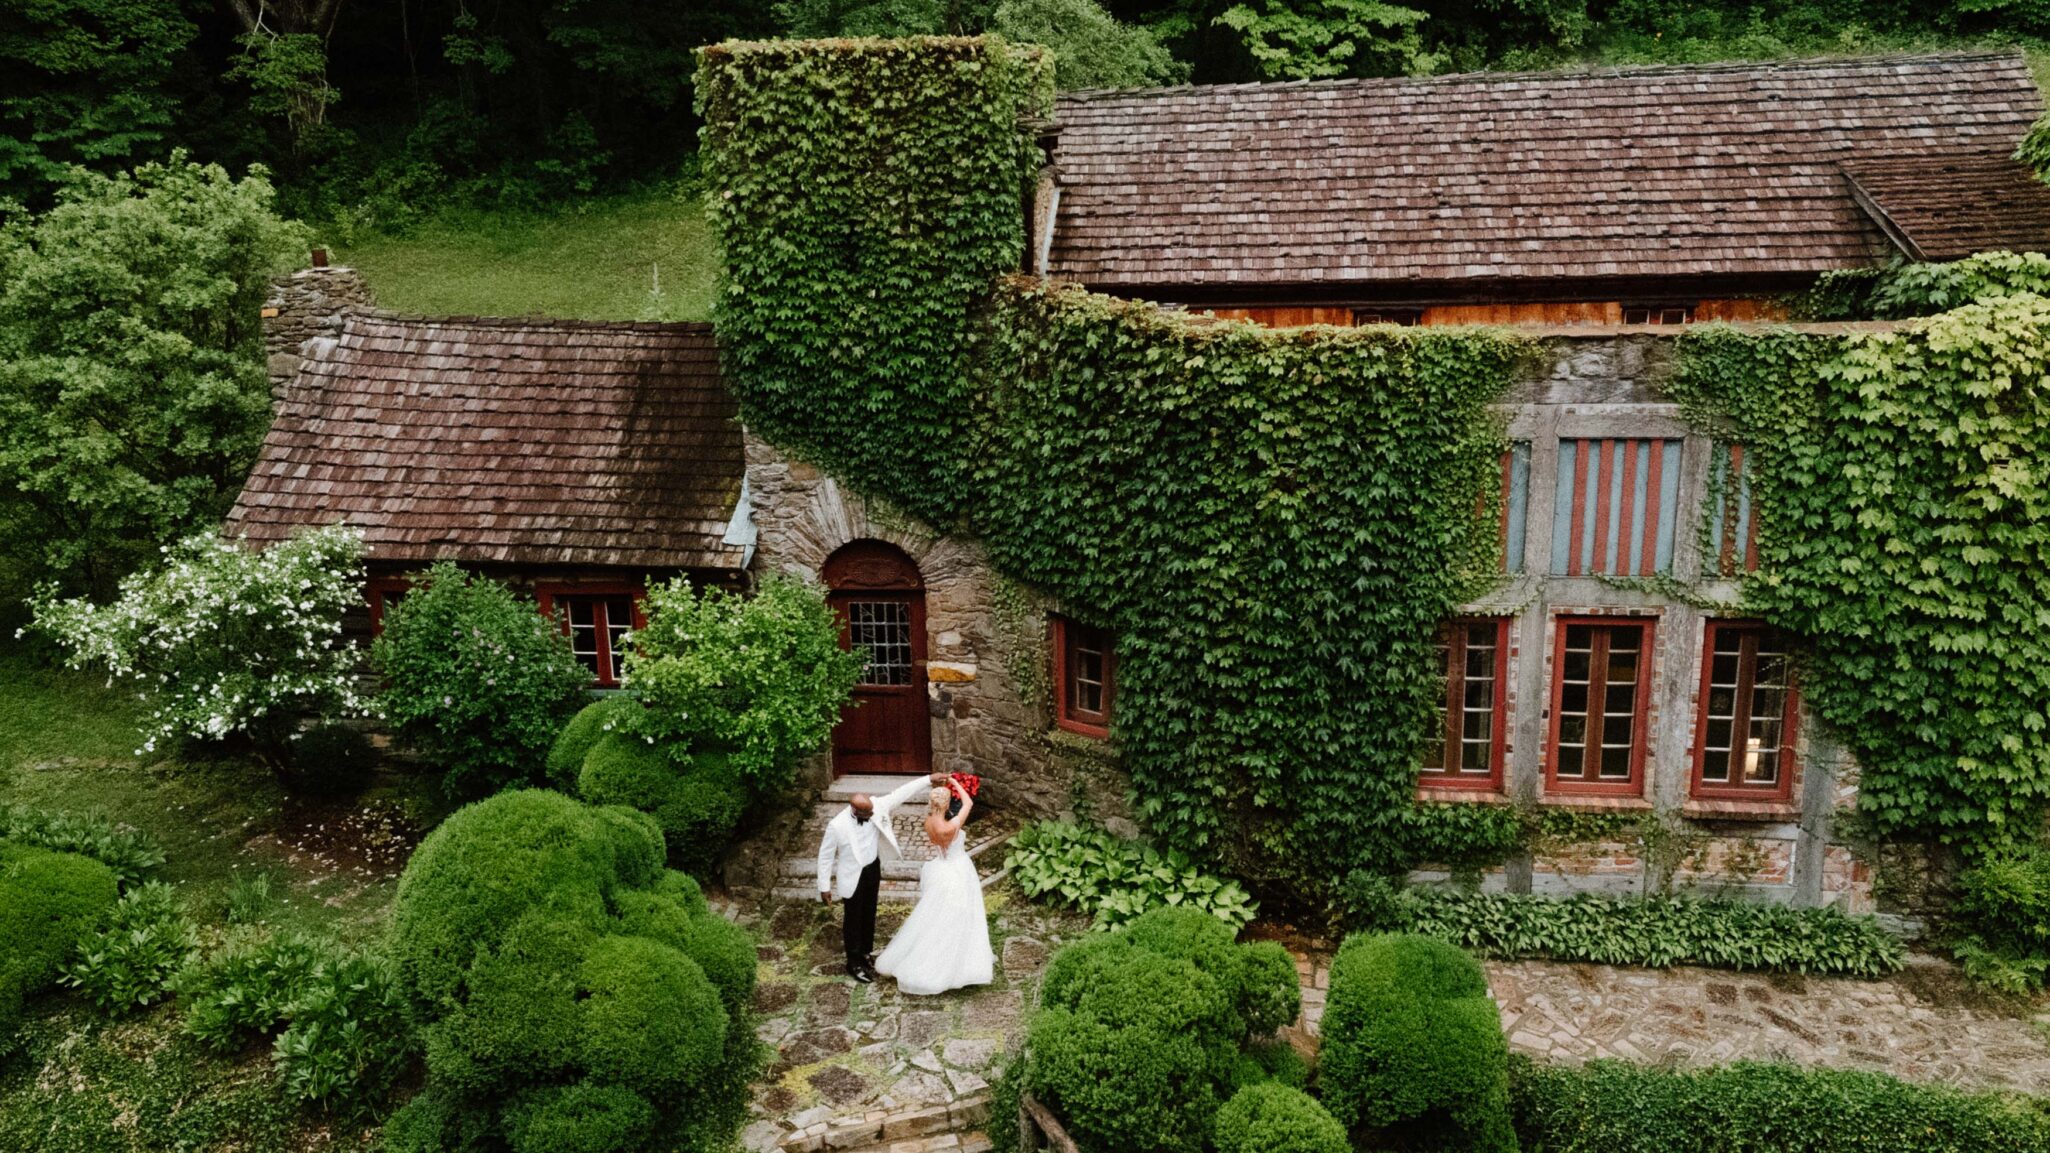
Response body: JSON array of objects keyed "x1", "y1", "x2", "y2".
[
  {"x1": 227, "y1": 313, "x2": 747, "y2": 571},
  {"x1": 1841, "y1": 151, "x2": 2050, "y2": 262},
  {"x1": 1047, "y1": 51, "x2": 2050, "y2": 293}
]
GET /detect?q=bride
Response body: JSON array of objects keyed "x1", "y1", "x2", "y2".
[{"x1": 875, "y1": 778, "x2": 995, "y2": 995}]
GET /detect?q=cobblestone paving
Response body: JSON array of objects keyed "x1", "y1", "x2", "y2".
[
  {"x1": 1293, "y1": 951, "x2": 2050, "y2": 1093},
  {"x1": 731, "y1": 889, "x2": 1090, "y2": 1153}
]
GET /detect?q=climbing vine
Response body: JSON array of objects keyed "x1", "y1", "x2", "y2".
[
  {"x1": 1673, "y1": 298, "x2": 2050, "y2": 851},
  {"x1": 697, "y1": 38, "x2": 1527, "y2": 889}
]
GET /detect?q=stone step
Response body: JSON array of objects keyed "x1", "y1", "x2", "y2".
[
  {"x1": 833, "y1": 1132, "x2": 991, "y2": 1153},
  {"x1": 771, "y1": 880, "x2": 925, "y2": 902}
]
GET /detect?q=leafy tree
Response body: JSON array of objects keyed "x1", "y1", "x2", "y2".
[
  {"x1": 992, "y1": 0, "x2": 1188, "y2": 89},
  {"x1": 622, "y1": 575, "x2": 861, "y2": 787},
  {"x1": 777, "y1": 0, "x2": 996, "y2": 35},
  {"x1": 25, "y1": 524, "x2": 367, "y2": 763},
  {"x1": 372, "y1": 563, "x2": 591, "y2": 798},
  {"x1": 0, "y1": 0, "x2": 198, "y2": 205},
  {"x1": 0, "y1": 155, "x2": 309, "y2": 596},
  {"x1": 1216, "y1": 0, "x2": 1431, "y2": 79}
]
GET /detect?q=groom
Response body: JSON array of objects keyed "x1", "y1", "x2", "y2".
[{"x1": 818, "y1": 772, "x2": 951, "y2": 983}]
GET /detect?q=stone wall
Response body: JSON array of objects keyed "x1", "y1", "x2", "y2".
[{"x1": 743, "y1": 430, "x2": 1132, "y2": 825}]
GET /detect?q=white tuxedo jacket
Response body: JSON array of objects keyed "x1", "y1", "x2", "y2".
[{"x1": 817, "y1": 776, "x2": 934, "y2": 899}]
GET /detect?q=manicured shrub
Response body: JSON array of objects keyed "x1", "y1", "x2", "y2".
[
  {"x1": 271, "y1": 948, "x2": 417, "y2": 1112},
  {"x1": 389, "y1": 789, "x2": 756, "y2": 1150},
  {"x1": 59, "y1": 881, "x2": 198, "y2": 1013},
  {"x1": 1951, "y1": 841, "x2": 2050, "y2": 994},
  {"x1": 1214, "y1": 1083, "x2": 1349, "y2": 1153},
  {"x1": 503, "y1": 1081, "x2": 658, "y2": 1153},
  {"x1": 578, "y1": 735, "x2": 747, "y2": 875},
  {"x1": 1022, "y1": 906, "x2": 1300, "y2": 1153},
  {"x1": 0, "y1": 844, "x2": 120, "y2": 1047},
  {"x1": 373, "y1": 562, "x2": 591, "y2": 797},
  {"x1": 1009, "y1": 821, "x2": 1259, "y2": 930},
  {"x1": 1318, "y1": 933, "x2": 1515, "y2": 1153},
  {"x1": 283, "y1": 721, "x2": 379, "y2": 797},
  {"x1": 1238, "y1": 1037, "x2": 1307, "y2": 1091},
  {"x1": 0, "y1": 804, "x2": 164, "y2": 886},
  {"x1": 1381, "y1": 887, "x2": 1906, "y2": 977},
  {"x1": 1509, "y1": 1057, "x2": 2050, "y2": 1153},
  {"x1": 547, "y1": 696, "x2": 639, "y2": 792}
]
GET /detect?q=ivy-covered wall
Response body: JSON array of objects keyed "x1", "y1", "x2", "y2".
[
  {"x1": 1673, "y1": 299, "x2": 2050, "y2": 852},
  {"x1": 699, "y1": 38, "x2": 1526, "y2": 892}
]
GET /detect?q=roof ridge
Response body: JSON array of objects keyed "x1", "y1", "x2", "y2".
[
  {"x1": 347, "y1": 308, "x2": 715, "y2": 336},
  {"x1": 1055, "y1": 48, "x2": 2030, "y2": 102}
]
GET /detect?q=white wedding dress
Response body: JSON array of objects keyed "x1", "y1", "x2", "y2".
[{"x1": 874, "y1": 829, "x2": 995, "y2": 995}]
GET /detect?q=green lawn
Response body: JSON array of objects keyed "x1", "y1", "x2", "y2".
[
  {"x1": 0, "y1": 645, "x2": 438, "y2": 1149},
  {"x1": 337, "y1": 187, "x2": 720, "y2": 322}
]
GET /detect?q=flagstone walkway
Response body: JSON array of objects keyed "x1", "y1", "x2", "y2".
[{"x1": 1290, "y1": 950, "x2": 2050, "y2": 1093}]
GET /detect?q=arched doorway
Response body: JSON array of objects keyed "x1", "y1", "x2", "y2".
[{"x1": 824, "y1": 541, "x2": 931, "y2": 777}]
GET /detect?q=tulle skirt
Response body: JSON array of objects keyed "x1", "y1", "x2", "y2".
[{"x1": 875, "y1": 849, "x2": 995, "y2": 996}]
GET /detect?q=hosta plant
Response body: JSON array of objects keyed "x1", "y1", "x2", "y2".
[{"x1": 1009, "y1": 821, "x2": 1258, "y2": 931}]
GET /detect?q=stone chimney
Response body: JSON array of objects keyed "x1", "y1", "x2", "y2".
[{"x1": 262, "y1": 252, "x2": 375, "y2": 393}]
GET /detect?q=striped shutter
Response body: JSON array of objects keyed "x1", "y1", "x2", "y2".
[
  {"x1": 1711, "y1": 443, "x2": 1759, "y2": 576},
  {"x1": 1550, "y1": 438, "x2": 1683, "y2": 576}
]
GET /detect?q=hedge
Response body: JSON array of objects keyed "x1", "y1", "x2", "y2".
[
  {"x1": 1213, "y1": 1083, "x2": 1348, "y2": 1153},
  {"x1": 1318, "y1": 933, "x2": 1515, "y2": 1153},
  {"x1": 1510, "y1": 1058, "x2": 2050, "y2": 1153},
  {"x1": 0, "y1": 843, "x2": 120, "y2": 1047}
]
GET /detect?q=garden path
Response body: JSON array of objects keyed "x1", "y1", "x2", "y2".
[
  {"x1": 722, "y1": 889, "x2": 1088, "y2": 1153},
  {"x1": 1290, "y1": 950, "x2": 2050, "y2": 1093}
]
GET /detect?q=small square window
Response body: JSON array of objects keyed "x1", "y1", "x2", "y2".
[
  {"x1": 1622, "y1": 305, "x2": 1694, "y2": 326},
  {"x1": 1354, "y1": 308, "x2": 1424, "y2": 326},
  {"x1": 539, "y1": 587, "x2": 643, "y2": 687},
  {"x1": 1052, "y1": 616, "x2": 1115, "y2": 738}
]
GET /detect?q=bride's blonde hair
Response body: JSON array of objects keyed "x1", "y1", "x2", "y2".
[{"x1": 928, "y1": 787, "x2": 950, "y2": 815}]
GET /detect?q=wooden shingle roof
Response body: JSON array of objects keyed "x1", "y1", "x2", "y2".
[
  {"x1": 1841, "y1": 151, "x2": 2050, "y2": 262},
  {"x1": 1048, "y1": 51, "x2": 2050, "y2": 292},
  {"x1": 227, "y1": 313, "x2": 747, "y2": 571}
]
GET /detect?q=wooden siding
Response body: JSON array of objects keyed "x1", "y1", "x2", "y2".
[{"x1": 1206, "y1": 298, "x2": 1784, "y2": 329}]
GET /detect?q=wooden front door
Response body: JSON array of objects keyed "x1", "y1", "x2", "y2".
[{"x1": 825, "y1": 541, "x2": 931, "y2": 776}]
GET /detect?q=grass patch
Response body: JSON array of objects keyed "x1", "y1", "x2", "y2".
[{"x1": 337, "y1": 187, "x2": 718, "y2": 322}]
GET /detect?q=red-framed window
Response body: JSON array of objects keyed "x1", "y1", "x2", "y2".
[
  {"x1": 1421, "y1": 617, "x2": 1510, "y2": 790},
  {"x1": 536, "y1": 585, "x2": 646, "y2": 688},
  {"x1": 1622, "y1": 304, "x2": 1694, "y2": 325},
  {"x1": 366, "y1": 578, "x2": 412, "y2": 636},
  {"x1": 1547, "y1": 617, "x2": 1655, "y2": 795},
  {"x1": 1052, "y1": 616, "x2": 1115, "y2": 738},
  {"x1": 1691, "y1": 621, "x2": 1798, "y2": 801},
  {"x1": 1354, "y1": 307, "x2": 1423, "y2": 326}
]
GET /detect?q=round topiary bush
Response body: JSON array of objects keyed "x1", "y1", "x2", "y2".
[
  {"x1": 1214, "y1": 1083, "x2": 1349, "y2": 1153},
  {"x1": 504, "y1": 1081, "x2": 658, "y2": 1153},
  {"x1": 283, "y1": 721, "x2": 379, "y2": 796},
  {"x1": 1318, "y1": 932, "x2": 1515, "y2": 1153},
  {"x1": 389, "y1": 789, "x2": 755, "y2": 1151},
  {"x1": 578, "y1": 734, "x2": 675, "y2": 813},
  {"x1": 547, "y1": 697, "x2": 640, "y2": 793},
  {"x1": 1027, "y1": 1006, "x2": 1219, "y2": 1153},
  {"x1": 654, "y1": 772, "x2": 747, "y2": 875},
  {"x1": 0, "y1": 844, "x2": 120, "y2": 1046},
  {"x1": 579, "y1": 736, "x2": 748, "y2": 876}
]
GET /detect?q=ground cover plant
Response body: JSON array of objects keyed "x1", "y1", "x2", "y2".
[
  {"x1": 1509, "y1": 1058, "x2": 2050, "y2": 1153},
  {"x1": 1009, "y1": 905, "x2": 1308, "y2": 1153},
  {"x1": 1337, "y1": 885, "x2": 1907, "y2": 978},
  {"x1": 1950, "y1": 839, "x2": 2050, "y2": 994},
  {"x1": 1008, "y1": 820, "x2": 1259, "y2": 930},
  {"x1": 383, "y1": 788, "x2": 758, "y2": 1152}
]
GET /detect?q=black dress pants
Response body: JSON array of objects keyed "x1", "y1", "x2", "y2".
[{"x1": 843, "y1": 857, "x2": 882, "y2": 970}]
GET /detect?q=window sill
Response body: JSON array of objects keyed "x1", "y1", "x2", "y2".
[
  {"x1": 1415, "y1": 785, "x2": 1511, "y2": 805},
  {"x1": 1535, "y1": 792, "x2": 1654, "y2": 812},
  {"x1": 1054, "y1": 717, "x2": 1111, "y2": 741},
  {"x1": 1681, "y1": 798, "x2": 1800, "y2": 822}
]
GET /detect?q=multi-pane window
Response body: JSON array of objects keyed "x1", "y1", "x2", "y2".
[
  {"x1": 366, "y1": 579, "x2": 411, "y2": 636},
  {"x1": 564, "y1": 595, "x2": 635, "y2": 686},
  {"x1": 1422, "y1": 618, "x2": 1508, "y2": 789},
  {"x1": 1550, "y1": 438, "x2": 1683, "y2": 576},
  {"x1": 1622, "y1": 305, "x2": 1693, "y2": 325},
  {"x1": 1711, "y1": 442, "x2": 1760, "y2": 577},
  {"x1": 1053, "y1": 616, "x2": 1115, "y2": 737},
  {"x1": 1354, "y1": 308, "x2": 1424, "y2": 326},
  {"x1": 846, "y1": 601, "x2": 914, "y2": 686},
  {"x1": 1693, "y1": 622, "x2": 1797, "y2": 800},
  {"x1": 1548, "y1": 618, "x2": 1654, "y2": 794}
]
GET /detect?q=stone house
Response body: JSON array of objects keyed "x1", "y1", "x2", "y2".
[{"x1": 239, "y1": 50, "x2": 2050, "y2": 912}]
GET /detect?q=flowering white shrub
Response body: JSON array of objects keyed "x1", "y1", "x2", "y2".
[{"x1": 25, "y1": 525, "x2": 367, "y2": 757}]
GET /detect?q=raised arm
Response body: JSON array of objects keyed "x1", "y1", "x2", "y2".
[
  {"x1": 938, "y1": 779, "x2": 972, "y2": 835},
  {"x1": 876, "y1": 772, "x2": 949, "y2": 817}
]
